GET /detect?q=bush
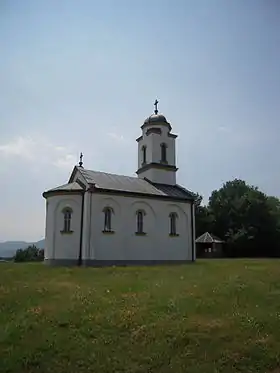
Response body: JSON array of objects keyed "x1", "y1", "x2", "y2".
[{"x1": 14, "y1": 245, "x2": 44, "y2": 262}]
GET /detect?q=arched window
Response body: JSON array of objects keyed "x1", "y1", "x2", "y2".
[
  {"x1": 103, "y1": 207, "x2": 114, "y2": 232},
  {"x1": 136, "y1": 210, "x2": 146, "y2": 234},
  {"x1": 161, "y1": 143, "x2": 167, "y2": 163},
  {"x1": 142, "y1": 145, "x2": 147, "y2": 165},
  {"x1": 62, "y1": 207, "x2": 72, "y2": 233},
  {"x1": 169, "y1": 212, "x2": 178, "y2": 236}
]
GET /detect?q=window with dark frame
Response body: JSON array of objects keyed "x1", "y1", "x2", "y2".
[
  {"x1": 142, "y1": 145, "x2": 147, "y2": 164},
  {"x1": 169, "y1": 212, "x2": 178, "y2": 236},
  {"x1": 62, "y1": 208, "x2": 72, "y2": 233},
  {"x1": 161, "y1": 143, "x2": 167, "y2": 163},
  {"x1": 103, "y1": 207, "x2": 113, "y2": 232},
  {"x1": 136, "y1": 210, "x2": 145, "y2": 234}
]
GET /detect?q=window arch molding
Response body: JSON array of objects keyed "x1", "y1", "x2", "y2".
[
  {"x1": 101, "y1": 197, "x2": 121, "y2": 234},
  {"x1": 102, "y1": 206, "x2": 114, "y2": 213},
  {"x1": 130, "y1": 201, "x2": 156, "y2": 232}
]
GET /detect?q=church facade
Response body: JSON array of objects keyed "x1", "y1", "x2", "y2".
[{"x1": 43, "y1": 104, "x2": 196, "y2": 266}]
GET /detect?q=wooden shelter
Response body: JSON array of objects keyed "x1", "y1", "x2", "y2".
[{"x1": 196, "y1": 232, "x2": 224, "y2": 258}]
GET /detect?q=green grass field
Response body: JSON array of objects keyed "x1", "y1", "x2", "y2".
[{"x1": 1, "y1": 260, "x2": 280, "y2": 373}]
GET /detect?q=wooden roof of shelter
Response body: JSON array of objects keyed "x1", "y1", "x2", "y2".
[{"x1": 195, "y1": 232, "x2": 224, "y2": 244}]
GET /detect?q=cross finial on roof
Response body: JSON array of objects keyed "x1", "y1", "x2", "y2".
[
  {"x1": 154, "y1": 99, "x2": 159, "y2": 114},
  {"x1": 79, "y1": 152, "x2": 83, "y2": 167}
]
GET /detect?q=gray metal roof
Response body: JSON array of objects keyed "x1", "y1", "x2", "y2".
[
  {"x1": 196, "y1": 232, "x2": 224, "y2": 244},
  {"x1": 79, "y1": 168, "x2": 194, "y2": 200},
  {"x1": 46, "y1": 182, "x2": 83, "y2": 193},
  {"x1": 144, "y1": 113, "x2": 167, "y2": 124},
  {"x1": 152, "y1": 182, "x2": 195, "y2": 199}
]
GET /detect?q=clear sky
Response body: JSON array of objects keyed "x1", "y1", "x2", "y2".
[{"x1": 0, "y1": 0, "x2": 279, "y2": 241}]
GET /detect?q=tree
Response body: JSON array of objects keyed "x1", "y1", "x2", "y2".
[
  {"x1": 14, "y1": 245, "x2": 44, "y2": 262},
  {"x1": 208, "y1": 179, "x2": 280, "y2": 257},
  {"x1": 194, "y1": 193, "x2": 214, "y2": 237}
]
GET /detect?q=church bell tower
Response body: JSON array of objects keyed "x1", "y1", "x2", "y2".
[{"x1": 136, "y1": 100, "x2": 178, "y2": 185}]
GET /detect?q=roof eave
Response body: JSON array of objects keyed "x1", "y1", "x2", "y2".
[
  {"x1": 68, "y1": 165, "x2": 79, "y2": 183},
  {"x1": 175, "y1": 184, "x2": 196, "y2": 200},
  {"x1": 42, "y1": 190, "x2": 84, "y2": 199},
  {"x1": 92, "y1": 186, "x2": 192, "y2": 202}
]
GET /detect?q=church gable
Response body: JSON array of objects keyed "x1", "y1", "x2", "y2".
[{"x1": 68, "y1": 166, "x2": 88, "y2": 188}]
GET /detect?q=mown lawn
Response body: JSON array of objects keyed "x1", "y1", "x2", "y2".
[{"x1": 1, "y1": 260, "x2": 280, "y2": 373}]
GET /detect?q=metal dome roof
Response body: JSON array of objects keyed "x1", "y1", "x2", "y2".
[{"x1": 144, "y1": 113, "x2": 167, "y2": 124}]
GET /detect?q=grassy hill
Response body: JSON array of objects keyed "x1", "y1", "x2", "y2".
[{"x1": 1, "y1": 260, "x2": 280, "y2": 373}]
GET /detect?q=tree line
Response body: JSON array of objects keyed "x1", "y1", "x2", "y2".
[
  {"x1": 195, "y1": 179, "x2": 280, "y2": 257},
  {"x1": 14, "y1": 245, "x2": 44, "y2": 262}
]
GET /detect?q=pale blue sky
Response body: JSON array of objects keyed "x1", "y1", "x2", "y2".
[{"x1": 0, "y1": 0, "x2": 279, "y2": 241}]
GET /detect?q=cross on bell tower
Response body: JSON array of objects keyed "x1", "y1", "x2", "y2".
[{"x1": 154, "y1": 99, "x2": 159, "y2": 114}]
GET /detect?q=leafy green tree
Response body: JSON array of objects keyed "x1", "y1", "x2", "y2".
[
  {"x1": 14, "y1": 245, "x2": 44, "y2": 262},
  {"x1": 208, "y1": 179, "x2": 280, "y2": 257},
  {"x1": 194, "y1": 193, "x2": 214, "y2": 237}
]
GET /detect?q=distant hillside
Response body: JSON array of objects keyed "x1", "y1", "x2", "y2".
[{"x1": 0, "y1": 239, "x2": 45, "y2": 258}]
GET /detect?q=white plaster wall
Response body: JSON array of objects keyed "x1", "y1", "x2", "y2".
[
  {"x1": 44, "y1": 194, "x2": 82, "y2": 260},
  {"x1": 140, "y1": 168, "x2": 176, "y2": 185},
  {"x1": 86, "y1": 193, "x2": 193, "y2": 261},
  {"x1": 81, "y1": 191, "x2": 91, "y2": 261},
  {"x1": 138, "y1": 125, "x2": 176, "y2": 168},
  {"x1": 150, "y1": 127, "x2": 176, "y2": 166},
  {"x1": 191, "y1": 203, "x2": 196, "y2": 261},
  {"x1": 44, "y1": 200, "x2": 50, "y2": 258},
  {"x1": 137, "y1": 134, "x2": 153, "y2": 169},
  {"x1": 137, "y1": 124, "x2": 177, "y2": 185}
]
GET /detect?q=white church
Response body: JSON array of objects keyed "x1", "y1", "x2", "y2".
[{"x1": 43, "y1": 102, "x2": 196, "y2": 266}]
